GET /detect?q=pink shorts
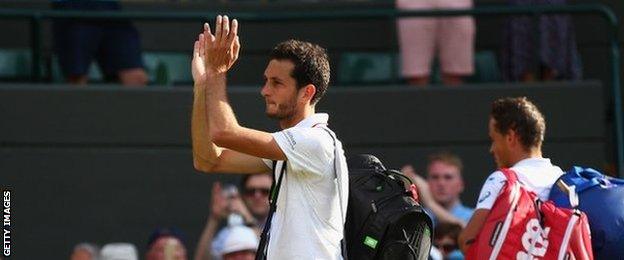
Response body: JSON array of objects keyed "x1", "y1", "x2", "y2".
[{"x1": 396, "y1": 0, "x2": 475, "y2": 77}]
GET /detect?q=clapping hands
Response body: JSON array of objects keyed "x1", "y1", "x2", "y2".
[{"x1": 192, "y1": 15, "x2": 241, "y2": 85}]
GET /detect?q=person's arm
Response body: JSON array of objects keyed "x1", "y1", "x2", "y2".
[
  {"x1": 401, "y1": 165, "x2": 465, "y2": 226},
  {"x1": 229, "y1": 196, "x2": 261, "y2": 234},
  {"x1": 190, "y1": 17, "x2": 280, "y2": 174},
  {"x1": 458, "y1": 171, "x2": 506, "y2": 253},
  {"x1": 458, "y1": 209, "x2": 489, "y2": 253},
  {"x1": 194, "y1": 214, "x2": 220, "y2": 260},
  {"x1": 203, "y1": 16, "x2": 286, "y2": 161},
  {"x1": 191, "y1": 74, "x2": 220, "y2": 171},
  {"x1": 194, "y1": 182, "x2": 228, "y2": 260},
  {"x1": 191, "y1": 24, "x2": 224, "y2": 172},
  {"x1": 417, "y1": 180, "x2": 465, "y2": 226}
]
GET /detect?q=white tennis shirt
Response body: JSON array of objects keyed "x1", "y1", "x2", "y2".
[
  {"x1": 475, "y1": 158, "x2": 563, "y2": 210},
  {"x1": 262, "y1": 113, "x2": 349, "y2": 260}
]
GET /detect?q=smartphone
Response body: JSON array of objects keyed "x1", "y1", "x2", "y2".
[{"x1": 222, "y1": 184, "x2": 238, "y2": 199}]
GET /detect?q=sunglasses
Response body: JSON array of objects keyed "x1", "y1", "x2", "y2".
[{"x1": 243, "y1": 187, "x2": 271, "y2": 197}]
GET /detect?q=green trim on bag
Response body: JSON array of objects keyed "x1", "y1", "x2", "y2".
[{"x1": 363, "y1": 236, "x2": 378, "y2": 249}]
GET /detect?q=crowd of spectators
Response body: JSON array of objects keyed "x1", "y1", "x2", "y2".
[
  {"x1": 396, "y1": 0, "x2": 581, "y2": 86},
  {"x1": 68, "y1": 150, "x2": 481, "y2": 260},
  {"x1": 68, "y1": 173, "x2": 272, "y2": 260},
  {"x1": 66, "y1": 93, "x2": 581, "y2": 260},
  {"x1": 39, "y1": 0, "x2": 582, "y2": 86}
]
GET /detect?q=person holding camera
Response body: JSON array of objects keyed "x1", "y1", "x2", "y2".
[{"x1": 194, "y1": 175, "x2": 270, "y2": 260}]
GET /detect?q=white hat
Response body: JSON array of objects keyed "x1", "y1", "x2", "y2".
[
  {"x1": 220, "y1": 226, "x2": 259, "y2": 255},
  {"x1": 100, "y1": 243, "x2": 138, "y2": 260}
]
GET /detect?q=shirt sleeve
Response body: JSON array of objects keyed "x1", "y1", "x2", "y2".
[
  {"x1": 475, "y1": 171, "x2": 507, "y2": 210},
  {"x1": 271, "y1": 127, "x2": 332, "y2": 177}
]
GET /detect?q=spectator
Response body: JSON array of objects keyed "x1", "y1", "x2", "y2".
[
  {"x1": 434, "y1": 222, "x2": 464, "y2": 259},
  {"x1": 425, "y1": 152, "x2": 474, "y2": 223},
  {"x1": 51, "y1": 0, "x2": 148, "y2": 86},
  {"x1": 501, "y1": 0, "x2": 582, "y2": 81},
  {"x1": 146, "y1": 227, "x2": 188, "y2": 260},
  {"x1": 70, "y1": 242, "x2": 100, "y2": 260},
  {"x1": 195, "y1": 174, "x2": 271, "y2": 260},
  {"x1": 100, "y1": 243, "x2": 138, "y2": 260},
  {"x1": 459, "y1": 97, "x2": 563, "y2": 252},
  {"x1": 219, "y1": 225, "x2": 258, "y2": 260},
  {"x1": 402, "y1": 164, "x2": 464, "y2": 226},
  {"x1": 396, "y1": 0, "x2": 475, "y2": 86},
  {"x1": 238, "y1": 173, "x2": 272, "y2": 227}
]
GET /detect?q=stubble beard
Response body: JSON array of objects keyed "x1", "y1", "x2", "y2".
[{"x1": 265, "y1": 99, "x2": 297, "y2": 121}]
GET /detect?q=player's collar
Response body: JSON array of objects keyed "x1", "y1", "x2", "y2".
[{"x1": 293, "y1": 113, "x2": 329, "y2": 128}]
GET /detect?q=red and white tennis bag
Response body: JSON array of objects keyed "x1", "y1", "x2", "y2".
[{"x1": 466, "y1": 168, "x2": 593, "y2": 260}]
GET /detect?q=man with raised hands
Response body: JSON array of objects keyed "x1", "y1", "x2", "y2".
[{"x1": 190, "y1": 16, "x2": 348, "y2": 260}]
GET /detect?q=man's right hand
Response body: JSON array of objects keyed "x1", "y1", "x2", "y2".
[{"x1": 202, "y1": 15, "x2": 240, "y2": 76}]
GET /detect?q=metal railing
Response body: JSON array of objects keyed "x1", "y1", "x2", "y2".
[{"x1": 0, "y1": 4, "x2": 622, "y2": 176}]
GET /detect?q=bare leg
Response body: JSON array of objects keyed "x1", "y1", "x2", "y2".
[
  {"x1": 118, "y1": 68, "x2": 148, "y2": 87},
  {"x1": 441, "y1": 74, "x2": 464, "y2": 86},
  {"x1": 407, "y1": 76, "x2": 430, "y2": 87}
]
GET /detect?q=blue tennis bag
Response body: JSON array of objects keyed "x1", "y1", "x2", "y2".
[{"x1": 548, "y1": 166, "x2": 624, "y2": 259}]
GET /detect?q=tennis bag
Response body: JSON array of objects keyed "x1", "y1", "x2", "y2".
[
  {"x1": 466, "y1": 168, "x2": 593, "y2": 260},
  {"x1": 548, "y1": 166, "x2": 624, "y2": 259},
  {"x1": 345, "y1": 154, "x2": 433, "y2": 260}
]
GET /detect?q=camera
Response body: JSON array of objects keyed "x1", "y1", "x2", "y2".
[{"x1": 222, "y1": 184, "x2": 238, "y2": 199}]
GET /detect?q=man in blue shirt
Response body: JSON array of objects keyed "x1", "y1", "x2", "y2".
[
  {"x1": 403, "y1": 151, "x2": 474, "y2": 225},
  {"x1": 426, "y1": 152, "x2": 474, "y2": 223}
]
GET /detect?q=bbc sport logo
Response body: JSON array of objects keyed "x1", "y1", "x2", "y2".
[{"x1": 3, "y1": 189, "x2": 10, "y2": 257}]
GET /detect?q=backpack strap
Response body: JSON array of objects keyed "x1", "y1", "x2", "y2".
[
  {"x1": 554, "y1": 178, "x2": 580, "y2": 208},
  {"x1": 316, "y1": 125, "x2": 348, "y2": 260},
  {"x1": 489, "y1": 168, "x2": 522, "y2": 259},
  {"x1": 501, "y1": 168, "x2": 550, "y2": 225},
  {"x1": 255, "y1": 160, "x2": 286, "y2": 260},
  {"x1": 499, "y1": 168, "x2": 519, "y2": 186}
]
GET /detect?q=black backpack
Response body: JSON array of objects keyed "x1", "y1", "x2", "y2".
[{"x1": 345, "y1": 154, "x2": 433, "y2": 260}]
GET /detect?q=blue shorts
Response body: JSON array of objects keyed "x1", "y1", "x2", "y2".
[{"x1": 52, "y1": 1, "x2": 144, "y2": 79}]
